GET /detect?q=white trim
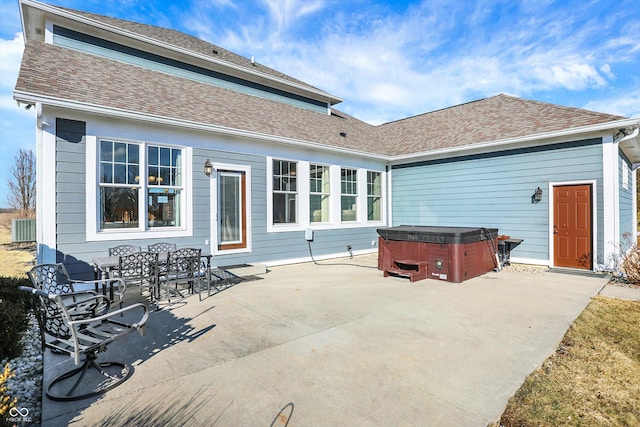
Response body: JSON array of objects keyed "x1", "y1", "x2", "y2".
[
  {"x1": 387, "y1": 167, "x2": 393, "y2": 226},
  {"x1": 210, "y1": 162, "x2": 252, "y2": 256},
  {"x1": 390, "y1": 118, "x2": 640, "y2": 164},
  {"x1": 37, "y1": 104, "x2": 57, "y2": 263},
  {"x1": 85, "y1": 136, "x2": 193, "y2": 241},
  {"x1": 266, "y1": 157, "x2": 386, "y2": 233},
  {"x1": 633, "y1": 167, "x2": 638, "y2": 244},
  {"x1": 13, "y1": 91, "x2": 382, "y2": 161},
  {"x1": 548, "y1": 180, "x2": 598, "y2": 271},
  {"x1": 15, "y1": 91, "x2": 640, "y2": 166},
  {"x1": 602, "y1": 135, "x2": 619, "y2": 267}
]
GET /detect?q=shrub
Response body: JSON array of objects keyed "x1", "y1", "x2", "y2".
[
  {"x1": 0, "y1": 277, "x2": 31, "y2": 361},
  {"x1": 622, "y1": 248, "x2": 640, "y2": 284},
  {"x1": 0, "y1": 363, "x2": 17, "y2": 425}
]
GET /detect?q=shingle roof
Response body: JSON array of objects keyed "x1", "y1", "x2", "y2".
[
  {"x1": 377, "y1": 95, "x2": 625, "y2": 156},
  {"x1": 15, "y1": 40, "x2": 380, "y2": 154},
  {"x1": 15, "y1": 3, "x2": 629, "y2": 159}
]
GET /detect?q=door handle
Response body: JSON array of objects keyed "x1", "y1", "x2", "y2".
[{"x1": 553, "y1": 225, "x2": 558, "y2": 235}]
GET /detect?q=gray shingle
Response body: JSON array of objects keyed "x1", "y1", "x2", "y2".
[{"x1": 15, "y1": 8, "x2": 627, "y2": 158}]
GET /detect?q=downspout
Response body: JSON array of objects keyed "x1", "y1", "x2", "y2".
[{"x1": 611, "y1": 127, "x2": 640, "y2": 269}]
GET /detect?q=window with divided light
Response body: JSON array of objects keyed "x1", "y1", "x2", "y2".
[
  {"x1": 310, "y1": 164, "x2": 330, "y2": 223},
  {"x1": 273, "y1": 159, "x2": 297, "y2": 224},
  {"x1": 99, "y1": 140, "x2": 183, "y2": 230},
  {"x1": 367, "y1": 171, "x2": 382, "y2": 221},
  {"x1": 341, "y1": 168, "x2": 357, "y2": 221}
]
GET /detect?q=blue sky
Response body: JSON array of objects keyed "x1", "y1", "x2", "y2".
[{"x1": 1, "y1": 0, "x2": 639, "y2": 206}]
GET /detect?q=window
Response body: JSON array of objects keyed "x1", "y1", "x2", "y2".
[
  {"x1": 147, "y1": 145, "x2": 182, "y2": 227},
  {"x1": 623, "y1": 161, "x2": 629, "y2": 190},
  {"x1": 100, "y1": 140, "x2": 140, "y2": 229},
  {"x1": 310, "y1": 164, "x2": 330, "y2": 223},
  {"x1": 273, "y1": 159, "x2": 298, "y2": 224},
  {"x1": 367, "y1": 171, "x2": 382, "y2": 221},
  {"x1": 341, "y1": 168, "x2": 357, "y2": 221},
  {"x1": 98, "y1": 140, "x2": 184, "y2": 231}
]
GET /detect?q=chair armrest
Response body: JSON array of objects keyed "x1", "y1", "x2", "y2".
[
  {"x1": 60, "y1": 291, "x2": 111, "y2": 317},
  {"x1": 70, "y1": 277, "x2": 127, "y2": 299},
  {"x1": 68, "y1": 302, "x2": 150, "y2": 330}
]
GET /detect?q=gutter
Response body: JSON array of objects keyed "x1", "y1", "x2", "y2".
[
  {"x1": 389, "y1": 118, "x2": 640, "y2": 166},
  {"x1": 13, "y1": 90, "x2": 385, "y2": 161}
]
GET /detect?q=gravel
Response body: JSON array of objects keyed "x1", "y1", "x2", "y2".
[{"x1": 2, "y1": 313, "x2": 42, "y2": 427}]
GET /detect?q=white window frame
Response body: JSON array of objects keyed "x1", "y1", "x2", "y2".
[
  {"x1": 309, "y1": 163, "x2": 332, "y2": 224},
  {"x1": 266, "y1": 156, "x2": 386, "y2": 232},
  {"x1": 367, "y1": 170, "x2": 383, "y2": 222},
  {"x1": 86, "y1": 135, "x2": 193, "y2": 241},
  {"x1": 340, "y1": 167, "x2": 358, "y2": 223}
]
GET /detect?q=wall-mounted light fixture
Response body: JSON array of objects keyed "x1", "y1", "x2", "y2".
[
  {"x1": 204, "y1": 159, "x2": 213, "y2": 176},
  {"x1": 533, "y1": 187, "x2": 543, "y2": 203}
]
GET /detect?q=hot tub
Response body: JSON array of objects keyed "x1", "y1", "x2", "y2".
[{"x1": 377, "y1": 226, "x2": 499, "y2": 283}]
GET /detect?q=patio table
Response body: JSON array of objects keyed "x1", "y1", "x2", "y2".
[{"x1": 93, "y1": 251, "x2": 213, "y2": 294}]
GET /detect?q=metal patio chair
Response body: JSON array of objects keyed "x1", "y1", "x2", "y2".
[
  {"x1": 27, "y1": 263, "x2": 126, "y2": 328},
  {"x1": 159, "y1": 248, "x2": 202, "y2": 303},
  {"x1": 116, "y1": 252, "x2": 159, "y2": 304},
  {"x1": 147, "y1": 242, "x2": 177, "y2": 253},
  {"x1": 108, "y1": 245, "x2": 141, "y2": 257},
  {"x1": 20, "y1": 286, "x2": 149, "y2": 401}
]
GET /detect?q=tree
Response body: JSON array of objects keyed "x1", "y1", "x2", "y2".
[{"x1": 7, "y1": 149, "x2": 36, "y2": 218}]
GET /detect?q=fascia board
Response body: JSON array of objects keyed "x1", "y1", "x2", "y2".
[
  {"x1": 20, "y1": 0, "x2": 342, "y2": 106},
  {"x1": 389, "y1": 118, "x2": 640, "y2": 165},
  {"x1": 14, "y1": 90, "x2": 383, "y2": 161}
]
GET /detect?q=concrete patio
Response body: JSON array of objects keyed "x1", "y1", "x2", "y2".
[{"x1": 41, "y1": 254, "x2": 610, "y2": 426}]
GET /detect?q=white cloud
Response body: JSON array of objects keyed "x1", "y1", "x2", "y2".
[
  {"x1": 0, "y1": 33, "x2": 25, "y2": 112},
  {"x1": 584, "y1": 92, "x2": 640, "y2": 119}
]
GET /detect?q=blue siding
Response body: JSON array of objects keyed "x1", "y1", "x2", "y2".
[
  {"x1": 391, "y1": 139, "x2": 604, "y2": 264},
  {"x1": 55, "y1": 131, "x2": 378, "y2": 278}
]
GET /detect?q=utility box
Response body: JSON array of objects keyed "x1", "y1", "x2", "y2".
[{"x1": 377, "y1": 226, "x2": 499, "y2": 283}]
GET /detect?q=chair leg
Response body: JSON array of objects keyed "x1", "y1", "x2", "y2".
[{"x1": 46, "y1": 351, "x2": 132, "y2": 401}]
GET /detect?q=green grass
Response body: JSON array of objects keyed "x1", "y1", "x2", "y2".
[{"x1": 497, "y1": 295, "x2": 640, "y2": 426}]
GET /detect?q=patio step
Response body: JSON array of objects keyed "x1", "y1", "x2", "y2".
[{"x1": 217, "y1": 263, "x2": 267, "y2": 278}]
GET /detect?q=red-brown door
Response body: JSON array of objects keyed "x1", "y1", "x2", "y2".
[{"x1": 553, "y1": 184, "x2": 592, "y2": 269}]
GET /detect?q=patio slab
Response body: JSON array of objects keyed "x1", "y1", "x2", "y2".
[{"x1": 41, "y1": 254, "x2": 608, "y2": 426}]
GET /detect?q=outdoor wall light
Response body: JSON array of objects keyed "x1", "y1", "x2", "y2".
[
  {"x1": 533, "y1": 187, "x2": 543, "y2": 203},
  {"x1": 204, "y1": 159, "x2": 213, "y2": 176}
]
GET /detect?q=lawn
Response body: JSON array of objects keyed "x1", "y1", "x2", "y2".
[
  {"x1": 0, "y1": 213, "x2": 35, "y2": 278},
  {"x1": 497, "y1": 295, "x2": 640, "y2": 426}
]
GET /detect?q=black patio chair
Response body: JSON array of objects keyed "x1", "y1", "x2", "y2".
[
  {"x1": 108, "y1": 245, "x2": 141, "y2": 257},
  {"x1": 115, "y1": 252, "x2": 159, "y2": 303},
  {"x1": 147, "y1": 242, "x2": 177, "y2": 253},
  {"x1": 27, "y1": 263, "x2": 126, "y2": 324},
  {"x1": 159, "y1": 248, "x2": 202, "y2": 303},
  {"x1": 20, "y1": 286, "x2": 149, "y2": 401}
]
